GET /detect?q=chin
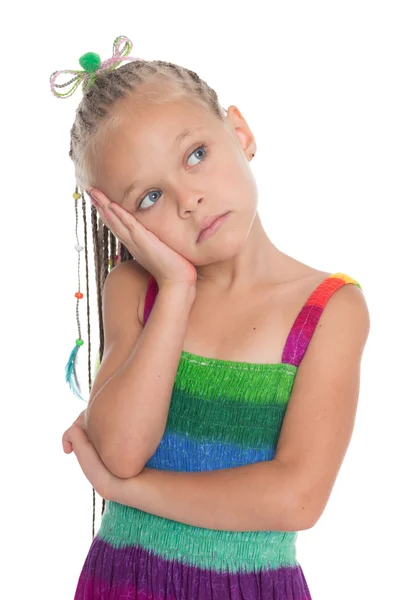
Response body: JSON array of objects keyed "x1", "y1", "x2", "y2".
[{"x1": 195, "y1": 233, "x2": 246, "y2": 264}]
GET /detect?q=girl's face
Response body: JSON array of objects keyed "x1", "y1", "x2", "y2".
[{"x1": 92, "y1": 92, "x2": 258, "y2": 266}]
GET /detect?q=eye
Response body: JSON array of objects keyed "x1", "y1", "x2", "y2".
[
  {"x1": 138, "y1": 144, "x2": 208, "y2": 211},
  {"x1": 187, "y1": 145, "x2": 207, "y2": 167}
]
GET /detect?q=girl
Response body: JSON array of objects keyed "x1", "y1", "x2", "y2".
[{"x1": 57, "y1": 35, "x2": 370, "y2": 600}]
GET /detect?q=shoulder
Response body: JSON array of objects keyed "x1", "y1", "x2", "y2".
[
  {"x1": 300, "y1": 268, "x2": 368, "y2": 328},
  {"x1": 109, "y1": 257, "x2": 148, "y2": 278},
  {"x1": 104, "y1": 258, "x2": 148, "y2": 293},
  {"x1": 322, "y1": 273, "x2": 369, "y2": 336},
  {"x1": 104, "y1": 259, "x2": 152, "y2": 325},
  {"x1": 284, "y1": 268, "x2": 370, "y2": 364},
  {"x1": 305, "y1": 272, "x2": 370, "y2": 368}
]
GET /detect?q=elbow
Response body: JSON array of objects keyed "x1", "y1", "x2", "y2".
[
  {"x1": 273, "y1": 459, "x2": 319, "y2": 531},
  {"x1": 100, "y1": 449, "x2": 146, "y2": 480},
  {"x1": 86, "y1": 417, "x2": 145, "y2": 480},
  {"x1": 294, "y1": 487, "x2": 323, "y2": 531}
]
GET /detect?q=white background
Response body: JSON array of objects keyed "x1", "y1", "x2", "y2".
[{"x1": 2, "y1": 1, "x2": 399, "y2": 598}]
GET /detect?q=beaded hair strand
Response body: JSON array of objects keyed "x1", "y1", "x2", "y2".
[
  {"x1": 50, "y1": 34, "x2": 228, "y2": 540},
  {"x1": 69, "y1": 186, "x2": 134, "y2": 535}
]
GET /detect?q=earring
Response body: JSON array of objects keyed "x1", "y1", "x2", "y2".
[{"x1": 250, "y1": 153, "x2": 255, "y2": 158}]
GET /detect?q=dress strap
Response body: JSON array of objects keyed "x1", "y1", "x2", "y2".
[
  {"x1": 144, "y1": 274, "x2": 159, "y2": 326},
  {"x1": 144, "y1": 272, "x2": 363, "y2": 369},
  {"x1": 281, "y1": 272, "x2": 363, "y2": 368}
]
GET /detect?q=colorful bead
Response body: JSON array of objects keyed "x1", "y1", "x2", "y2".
[
  {"x1": 108, "y1": 254, "x2": 119, "y2": 267},
  {"x1": 75, "y1": 244, "x2": 84, "y2": 252},
  {"x1": 73, "y1": 192, "x2": 82, "y2": 200},
  {"x1": 75, "y1": 292, "x2": 84, "y2": 299},
  {"x1": 76, "y1": 338, "x2": 84, "y2": 346}
]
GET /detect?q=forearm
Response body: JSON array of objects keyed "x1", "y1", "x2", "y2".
[
  {"x1": 111, "y1": 460, "x2": 304, "y2": 532},
  {"x1": 86, "y1": 283, "x2": 195, "y2": 479}
]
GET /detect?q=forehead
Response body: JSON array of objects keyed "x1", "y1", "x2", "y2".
[
  {"x1": 93, "y1": 96, "x2": 223, "y2": 200},
  {"x1": 109, "y1": 96, "x2": 219, "y2": 149}
]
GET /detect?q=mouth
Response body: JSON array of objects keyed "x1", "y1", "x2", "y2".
[{"x1": 197, "y1": 212, "x2": 231, "y2": 243}]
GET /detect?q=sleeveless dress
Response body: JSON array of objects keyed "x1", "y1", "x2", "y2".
[{"x1": 74, "y1": 271, "x2": 362, "y2": 600}]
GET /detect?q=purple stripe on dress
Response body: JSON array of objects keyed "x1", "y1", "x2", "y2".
[{"x1": 74, "y1": 537, "x2": 312, "y2": 600}]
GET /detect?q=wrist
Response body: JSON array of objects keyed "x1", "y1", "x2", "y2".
[
  {"x1": 105, "y1": 473, "x2": 123, "y2": 503},
  {"x1": 157, "y1": 281, "x2": 196, "y2": 304},
  {"x1": 107, "y1": 470, "x2": 142, "y2": 505}
]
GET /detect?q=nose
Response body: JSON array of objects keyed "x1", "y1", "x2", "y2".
[{"x1": 176, "y1": 191, "x2": 205, "y2": 216}]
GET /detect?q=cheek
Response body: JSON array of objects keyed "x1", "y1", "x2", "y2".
[
  {"x1": 158, "y1": 228, "x2": 189, "y2": 255},
  {"x1": 226, "y1": 170, "x2": 258, "y2": 212},
  {"x1": 219, "y1": 153, "x2": 254, "y2": 190}
]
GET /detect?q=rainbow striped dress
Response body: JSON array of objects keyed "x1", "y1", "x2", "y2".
[{"x1": 74, "y1": 271, "x2": 362, "y2": 599}]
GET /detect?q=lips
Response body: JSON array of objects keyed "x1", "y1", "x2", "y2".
[{"x1": 197, "y1": 212, "x2": 229, "y2": 242}]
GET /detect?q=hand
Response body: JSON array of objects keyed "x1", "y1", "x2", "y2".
[
  {"x1": 87, "y1": 188, "x2": 198, "y2": 290},
  {"x1": 62, "y1": 410, "x2": 116, "y2": 500},
  {"x1": 62, "y1": 409, "x2": 87, "y2": 455}
]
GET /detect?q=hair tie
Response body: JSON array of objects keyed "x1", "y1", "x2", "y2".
[{"x1": 49, "y1": 34, "x2": 142, "y2": 98}]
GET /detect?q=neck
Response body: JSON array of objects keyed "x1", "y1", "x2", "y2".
[{"x1": 195, "y1": 212, "x2": 297, "y2": 295}]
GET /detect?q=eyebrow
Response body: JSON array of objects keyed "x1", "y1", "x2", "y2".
[{"x1": 121, "y1": 126, "x2": 206, "y2": 203}]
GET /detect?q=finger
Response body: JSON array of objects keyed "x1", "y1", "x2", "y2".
[
  {"x1": 87, "y1": 190, "x2": 114, "y2": 226},
  {"x1": 95, "y1": 203, "x2": 138, "y2": 253},
  {"x1": 63, "y1": 440, "x2": 73, "y2": 454},
  {"x1": 87, "y1": 189, "x2": 141, "y2": 255},
  {"x1": 98, "y1": 205, "x2": 132, "y2": 248},
  {"x1": 92, "y1": 206, "x2": 126, "y2": 251},
  {"x1": 106, "y1": 201, "x2": 137, "y2": 227},
  {"x1": 89, "y1": 188, "x2": 138, "y2": 231},
  {"x1": 106, "y1": 202, "x2": 147, "y2": 243},
  {"x1": 87, "y1": 189, "x2": 115, "y2": 217},
  {"x1": 92, "y1": 199, "x2": 114, "y2": 230},
  {"x1": 62, "y1": 436, "x2": 73, "y2": 453},
  {"x1": 87, "y1": 189, "x2": 127, "y2": 233}
]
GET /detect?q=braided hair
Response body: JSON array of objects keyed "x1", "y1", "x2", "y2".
[{"x1": 68, "y1": 57, "x2": 226, "y2": 538}]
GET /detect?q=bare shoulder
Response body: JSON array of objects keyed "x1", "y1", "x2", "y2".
[
  {"x1": 103, "y1": 259, "x2": 151, "y2": 330},
  {"x1": 320, "y1": 275, "x2": 370, "y2": 348},
  {"x1": 284, "y1": 266, "x2": 370, "y2": 360},
  {"x1": 301, "y1": 266, "x2": 369, "y2": 336}
]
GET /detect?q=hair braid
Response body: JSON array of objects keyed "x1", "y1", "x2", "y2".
[{"x1": 69, "y1": 58, "x2": 225, "y2": 538}]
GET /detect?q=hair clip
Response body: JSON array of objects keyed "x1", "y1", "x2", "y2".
[{"x1": 49, "y1": 34, "x2": 141, "y2": 98}]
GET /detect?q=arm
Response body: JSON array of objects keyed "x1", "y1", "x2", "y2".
[
  {"x1": 108, "y1": 283, "x2": 370, "y2": 532},
  {"x1": 86, "y1": 261, "x2": 195, "y2": 479},
  {"x1": 111, "y1": 461, "x2": 299, "y2": 532}
]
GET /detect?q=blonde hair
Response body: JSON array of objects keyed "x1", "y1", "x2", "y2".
[
  {"x1": 68, "y1": 58, "x2": 226, "y2": 537},
  {"x1": 70, "y1": 59, "x2": 226, "y2": 190}
]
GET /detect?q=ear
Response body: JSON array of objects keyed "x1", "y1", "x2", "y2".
[{"x1": 225, "y1": 105, "x2": 257, "y2": 160}]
